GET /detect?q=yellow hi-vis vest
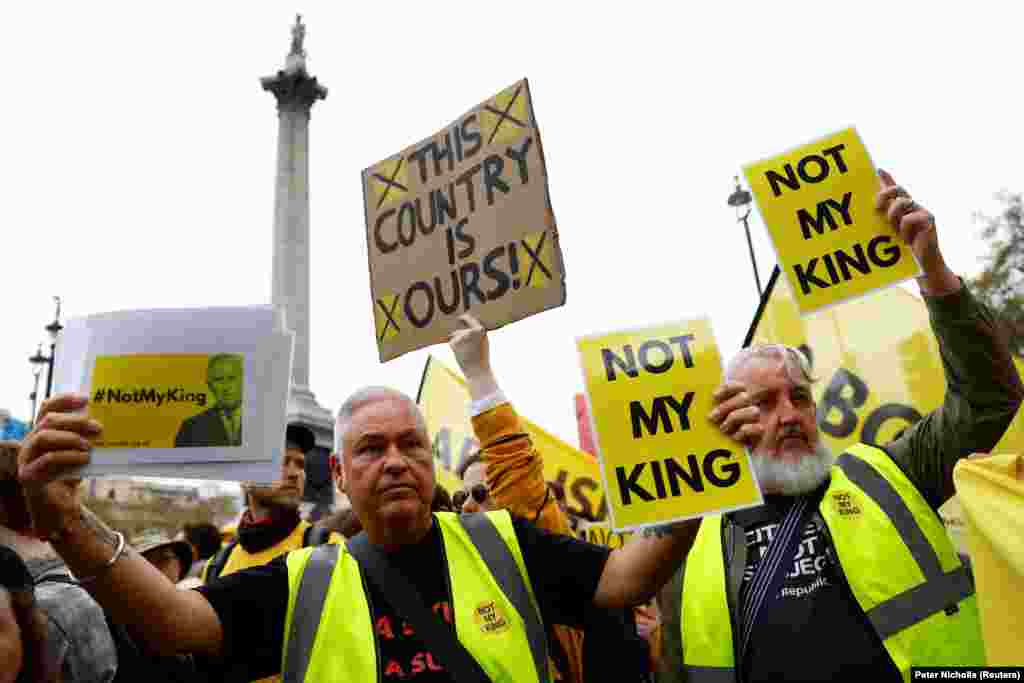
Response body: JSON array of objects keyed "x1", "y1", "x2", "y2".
[
  {"x1": 202, "y1": 521, "x2": 314, "y2": 581},
  {"x1": 281, "y1": 511, "x2": 549, "y2": 682},
  {"x1": 682, "y1": 443, "x2": 984, "y2": 682}
]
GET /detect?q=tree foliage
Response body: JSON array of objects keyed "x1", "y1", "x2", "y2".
[{"x1": 970, "y1": 191, "x2": 1024, "y2": 356}]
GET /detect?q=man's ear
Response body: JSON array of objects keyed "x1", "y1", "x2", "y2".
[{"x1": 330, "y1": 454, "x2": 347, "y2": 493}]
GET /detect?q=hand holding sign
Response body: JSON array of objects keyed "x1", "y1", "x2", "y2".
[
  {"x1": 448, "y1": 314, "x2": 500, "y2": 402},
  {"x1": 17, "y1": 393, "x2": 94, "y2": 538},
  {"x1": 449, "y1": 314, "x2": 490, "y2": 380},
  {"x1": 875, "y1": 170, "x2": 959, "y2": 296}
]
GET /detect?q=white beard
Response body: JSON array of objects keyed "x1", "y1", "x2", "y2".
[{"x1": 751, "y1": 441, "x2": 835, "y2": 496}]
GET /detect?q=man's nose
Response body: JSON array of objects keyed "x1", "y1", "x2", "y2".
[
  {"x1": 382, "y1": 444, "x2": 408, "y2": 472},
  {"x1": 462, "y1": 496, "x2": 480, "y2": 513},
  {"x1": 777, "y1": 395, "x2": 801, "y2": 424}
]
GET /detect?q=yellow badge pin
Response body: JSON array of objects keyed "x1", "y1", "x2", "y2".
[{"x1": 473, "y1": 600, "x2": 510, "y2": 635}]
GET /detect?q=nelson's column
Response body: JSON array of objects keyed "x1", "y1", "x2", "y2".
[{"x1": 261, "y1": 16, "x2": 333, "y2": 514}]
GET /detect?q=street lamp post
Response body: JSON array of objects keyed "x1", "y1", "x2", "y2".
[
  {"x1": 727, "y1": 176, "x2": 762, "y2": 299},
  {"x1": 29, "y1": 297, "x2": 63, "y2": 413},
  {"x1": 44, "y1": 298, "x2": 64, "y2": 399},
  {"x1": 29, "y1": 351, "x2": 43, "y2": 424}
]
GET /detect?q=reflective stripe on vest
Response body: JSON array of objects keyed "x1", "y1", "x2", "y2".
[
  {"x1": 682, "y1": 444, "x2": 984, "y2": 680},
  {"x1": 681, "y1": 516, "x2": 736, "y2": 683},
  {"x1": 826, "y1": 444, "x2": 984, "y2": 673},
  {"x1": 282, "y1": 511, "x2": 546, "y2": 682}
]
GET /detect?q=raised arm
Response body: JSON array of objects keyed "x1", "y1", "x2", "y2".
[
  {"x1": 876, "y1": 170, "x2": 1024, "y2": 507},
  {"x1": 449, "y1": 315, "x2": 571, "y2": 533},
  {"x1": 17, "y1": 394, "x2": 224, "y2": 658}
]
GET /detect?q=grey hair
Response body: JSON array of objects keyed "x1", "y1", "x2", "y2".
[
  {"x1": 334, "y1": 386, "x2": 427, "y2": 453},
  {"x1": 724, "y1": 344, "x2": 815, "y2": 387}
]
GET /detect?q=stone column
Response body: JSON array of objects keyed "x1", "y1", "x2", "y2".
[{"x1": 260, "y1": 22, "x2": 334, "y2": 490}]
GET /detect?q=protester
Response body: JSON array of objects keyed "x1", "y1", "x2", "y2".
[
  {"x1": 18, "y1": 381, "x2": 698, "y2": 682},
  {"x1": 133, "y1": 530, "x2": 194, "y2": 583},
  {"x1": 197, "y1": 423, "x2": 336, "y2": 682},
  {"x1": 181, "y1": 522, "x2": 221, "y2": 579},
  {"x1": 201, "y1": 424, "x2": 334, "y2": 584},
  {"x1": 430, "y1": 483, "x2": 455, "y2": 513},
  {"x1": 449, "y1": 314, "x2": 654, "y2": 682},
  {"x1": 1, "y1": 545, "x2": 60, "y2": 683},
  {"x1": 1, "y1": 440, "x2": 117, "y2": 682},
  {"x1": 685, "y1": 170, "x2": 1024, "y2": 680}
]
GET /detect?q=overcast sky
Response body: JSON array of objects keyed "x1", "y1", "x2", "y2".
[{"x1": 3, "y1": 2, "x2": 1019, "y2": 457}]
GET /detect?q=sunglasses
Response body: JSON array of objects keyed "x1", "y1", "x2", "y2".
[{"x1": 452, "y1": 483, "x2": 489, "y2": 509}]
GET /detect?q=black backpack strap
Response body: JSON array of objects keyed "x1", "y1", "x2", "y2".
[
  {"x1": 458, "y1": 512, "x2": 550, "y2": 683},
  {"x1": 302, "y1": 524, "x2": 330, "y2": 547},
  {"x1": 347, "y1": 532, "x2": 489, "y2": 682},
  {"x1": 204, "y1": 539, "x2": 238, "y2": 583}
]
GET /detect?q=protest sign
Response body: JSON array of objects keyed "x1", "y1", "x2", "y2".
[
  {"x1": 575, "y1": 519, "x2": 634, "y2": 549},
  {"x1": 577, "y1": 319, "x2": 762, "y2": 531},
  {"x1": 417, "y1": 356, "x2": 607, "y2": 521},
  {"x1": 53, "y1": 306, "x2": 293, "y2": 482},
  {"x1": 743, "y1": 128, "x2": 921, "y2": 315},
  {"x1": 363, "y1": 79, "x2": 565, "y2": 362}
]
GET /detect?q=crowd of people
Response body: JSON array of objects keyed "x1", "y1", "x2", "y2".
[{"x1": 2, "y1": 173, "x2": 1022, "y2": 681}]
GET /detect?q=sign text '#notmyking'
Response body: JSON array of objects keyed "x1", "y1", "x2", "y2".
[{"x1": 92, "y1": 387, "x2": 208, "y2": 407}]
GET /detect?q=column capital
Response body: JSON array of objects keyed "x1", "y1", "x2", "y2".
[{"x1": 261, "y1": 70, "x2": 327, "y2": 114}]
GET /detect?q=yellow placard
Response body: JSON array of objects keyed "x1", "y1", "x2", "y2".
[
  {"x1": 418, "y1": 356, "x2": 607, "y2": 521},
  {"x1": 744, "y1": 127, "x2": 921, "y2": 315},
  {"x1": 89, "y1": 353, "x2": 244, "y2": 449},
  {"x1": 577, "y1": 319, "x2": 763, "y2": 531},
  {"x1": 574, "y1": 519, "x2": 635, "y2": 549}
]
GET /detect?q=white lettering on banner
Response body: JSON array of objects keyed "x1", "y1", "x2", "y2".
[{"x1": 743, "y1": 517, "x2": 835, "y2": 600}]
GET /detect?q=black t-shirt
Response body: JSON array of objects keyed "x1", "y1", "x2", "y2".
[
  {"x1": 730, "y1": 495, "x2": 901, "y2": 683},
  {"x1": 197, "y1": 515, "x2": 610, "y2": 682}
]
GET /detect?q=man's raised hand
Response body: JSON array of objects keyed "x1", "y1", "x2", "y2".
[
  {"x1": 17, "y1": 394, "x2": 99, "y2": 536},
  {"x1": 876, "y1": 169, "x2": 959, "y2": 296},
  {"x1": 448, "y1": 314, "x2": 491, "y2": 380}
]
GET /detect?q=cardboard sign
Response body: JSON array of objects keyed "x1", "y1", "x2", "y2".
[
  {"x1": 363, "y1": 79, "x2": 565, "y2": 362},
  {"x1": 577, "y1": 319, "x2": 762, "y2": 531},
  {"x1": 90, "y1": 353, "x2": 244, "y2": 450},
  {"x1": 743, "y1": 128, "x2": 921, "y2": 314},
  {"x1": 417, "y1": 356, "x2": 607, "y2": 521}
]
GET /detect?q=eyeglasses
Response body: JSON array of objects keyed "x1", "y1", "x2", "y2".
[{"x1": 452, "y1": 483, "x2": 489, "y2": 509}]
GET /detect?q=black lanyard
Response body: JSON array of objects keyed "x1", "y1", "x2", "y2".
[{"x1": 738, "y1": 486, "x2": 824, "y2": 660}]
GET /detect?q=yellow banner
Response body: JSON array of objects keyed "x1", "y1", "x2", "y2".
[
  {"x1": 744, "y1": 127, "x2": 921, "y2": 315},
  {"x1": 574, "y1": 519, "x2": 635, "y2": 549},
  {"x1": 90, "y1": 353, "x2": 244, "y2": 449},
  {"x1": 417, "y1": 357, "x2": 607, "y2": 521},
  {"x1": 751, "y1": 271, "x2": 1024, "y2": 456},
  {"x1": 577, "y1": 319, "x2": 763, "y2": 531},
  {"x1": 954, "y1": 454, "x2": 1024, "y2": 666}
]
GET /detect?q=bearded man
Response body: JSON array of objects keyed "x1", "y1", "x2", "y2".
[{"x1": 680, "y1": 170, "x2": 1024, "y2": 682}]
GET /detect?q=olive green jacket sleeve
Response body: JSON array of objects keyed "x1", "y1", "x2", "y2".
[{"x1": 885, "y1": 282, "x2": 1024, "y2": 509}]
